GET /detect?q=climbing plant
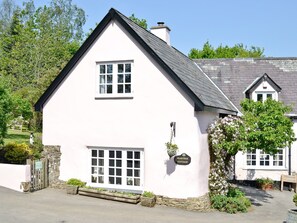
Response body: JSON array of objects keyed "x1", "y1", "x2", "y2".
[{"x1": 207, "y1": 116, "x2": 245, "y2": 196}]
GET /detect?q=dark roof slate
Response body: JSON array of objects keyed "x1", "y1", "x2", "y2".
[
  {"x1": 194, "y1": 58, "x2": 297, "y2": 114},
  {"x1": 35, "y1": 8, "x2": 237, "y2": 114},
  {"x1": 117, "y1": 11, "x2": 236, "y2": 113}
]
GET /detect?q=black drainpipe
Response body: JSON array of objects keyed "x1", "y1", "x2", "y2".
[
  {"x1": 233, "y1": 155, "x2": 236, "y2": 181},
  {"x1": 289, "y1": 143, "x2": 292, "y2": 175}
]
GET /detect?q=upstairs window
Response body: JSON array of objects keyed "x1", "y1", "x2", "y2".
[
  {"x1": 256, "y1": 92, "x2": 274, "y2": 102},
  {"x1": 96, "y1": 62, "x2": 133, "y2": 97}
]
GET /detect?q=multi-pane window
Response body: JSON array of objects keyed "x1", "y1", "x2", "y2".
[
  {"x1": 91, "y1": 150, "x2": 104, "y2": 183},
  {"x1": 97, "y1": 62, "x2": 132, "y2": 96},
  {"x1": 259, "y1": 151, "x2": 270, "y2": 166},
  {"x1": 256, "y1": 92, "x2": 274, "y2": 102},
  {"x1": 91, "y1": 148, "x2": 143, "y2": 190},
  {"x1": 99, "y1": 64, "x2": 113, "y2": 94},
  {"x1": 127, "y1": 151, "x2": 141, "y2": 186},
  {"x1": 108, "y1": 150, "x2": 122, "y2": 185},
  {"x1": 246, "y1": 151, "x2": 256, "y2": 166},
  {"x1": 117, "y1": 64, "x2": 131, "y2": 94},
  {"x1": 246, "y1": 149, "x2": 285, "y2": 168},
  {"x1": 273, "y1": 150, "x2": 284, "y2": 166}
]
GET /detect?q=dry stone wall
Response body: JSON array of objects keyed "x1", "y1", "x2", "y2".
[
  {"x1": 156, "y1": 193, "x2": 211, "y2": 211},
  {"x1": 42, "y1": 146, "x2": 66, "y2": 189}
]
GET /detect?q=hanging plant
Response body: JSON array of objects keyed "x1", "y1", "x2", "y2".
[
  {"x1": 165, "y1": 123, "x2": 178, "y2": 158},
  {"x1": 165, "y1": 142, "x2": 178, "y2": 158}
]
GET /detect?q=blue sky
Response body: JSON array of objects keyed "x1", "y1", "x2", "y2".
[{"x1": 17, "y1": 0, "x2": 297, "y2": 57}]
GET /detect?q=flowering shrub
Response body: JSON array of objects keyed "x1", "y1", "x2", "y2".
[{"x1": 208, "y1": 116, "x2": 245, "y2": 196}]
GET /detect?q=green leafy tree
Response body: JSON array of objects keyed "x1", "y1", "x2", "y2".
[
  {"x1": 0, "y1": 85, "x2": 12, "y2": 145},
  {"x1": 129, "y1": 14, "x2": 147, "y2": 29},
  {"x1": 0, "y1": 0, "x2": 86, "y2": 130},
  {"x1": 240, "y1": 98, "x2": 295, "y2": 154},
  {"x1": 208, "y1": 99, "x2": 295, "y2": 195},
  {"x1": 189, "y1": 41, "x2": 264, "y2": 59}
]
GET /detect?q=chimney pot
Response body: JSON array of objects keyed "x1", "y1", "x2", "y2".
[{"x1": 150, "y1": 22, "x2": 171, "y2": 45}]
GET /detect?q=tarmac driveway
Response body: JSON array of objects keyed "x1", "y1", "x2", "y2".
[{"x1": 0, "y1": 185, "x2": 295, "y2": 223}]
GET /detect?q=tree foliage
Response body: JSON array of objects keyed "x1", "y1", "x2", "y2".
[
  {"x1": 189, "y1": 41, "x2": 264, "y2": 59},
  {"x1": 0, "y1": 85, "x2": 12, "y2": 145},
  {"x1": 208, "y1": 99, "x2": 295, "y2": 195},
  {"x1": 129, "y1": 13, "x2": 147, "y2": 29},
  {"x1": 0, "y1": 0, "x2": 86, "y2": 130},
  {"x1": 240, "y1": 98, "x2": 295, "y2": 154}
]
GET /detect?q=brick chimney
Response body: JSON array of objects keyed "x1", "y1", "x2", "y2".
[{"x1": 150, "y1": 22, "x2": 171, "y2": 45}]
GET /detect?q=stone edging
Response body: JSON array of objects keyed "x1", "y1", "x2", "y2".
[{"x1": 156, "y1": 193, "x2": 211, "y2": 211}]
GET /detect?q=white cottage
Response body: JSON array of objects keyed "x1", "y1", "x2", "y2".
[
  {"x1": 35, "y1": 8, "x2": 236, "y2": 198},
  {"x1": 35, "y1": 8, "x2": 297, "y2": 198}
]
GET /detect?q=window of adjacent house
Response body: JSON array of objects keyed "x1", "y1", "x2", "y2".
[
  {"x1": 246, "y1": 151, "x2": 256, "y2": 166},
  {"x1": 246, "y1": 149, "x2": 285, "y2": 168},
  {"x1": 256, "y1": 92, "x2": 274, "y2": 102},
  {"x1": 97, "y1": 62, "x2": 132, "y2": 97},
  {"x1": 91, "y1": 148, "x2": 143, "y2": 190}
]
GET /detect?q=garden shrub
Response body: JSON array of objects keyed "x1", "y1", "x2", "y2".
[
  {"x1": 142, "y1": 191, "x2": 155, "y2": 198},
  {"x1": 66, "y1": 178, "x2": 86, "y2": 187},
  {"x1": 3, "y1": 143, "x2": 32, "y2": 164},
  {"x1": 293, "y1": 194, "x2": 297, "y2": 206},
  {"x1": 211, "y1": 187, "x2": 251, "y2": 214},
  {"x1": 227, "y1": 187, "x2": 245, "y2": 198}
]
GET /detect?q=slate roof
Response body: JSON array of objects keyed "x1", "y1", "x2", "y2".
[
  {"x1": 194, "y1": 58, "x2": 297, "y2": 114},
  {"x1": 35, "y1": 8, "x2": 237, "y2": 114}
]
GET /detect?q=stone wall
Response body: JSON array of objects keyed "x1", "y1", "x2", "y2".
[
  {"x1": 42, "y1": 145, "x2": 66, "y2": 189},
  {"x1": 156, "y1": 193, "x2": 211, "y2": 211}
]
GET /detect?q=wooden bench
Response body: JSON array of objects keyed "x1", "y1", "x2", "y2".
[{"x1": 281, "y1": 174, "x2": 297, "y2": 192}]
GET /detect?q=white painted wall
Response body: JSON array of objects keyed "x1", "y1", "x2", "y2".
[
  {"x1": 42, "y1": 20, "x2": 217, "y2": 198},
  {"x1": 235, "y1": 121, "x2": 297, "y2": 181},
  {"x1": 0, "y1": 164, "x2": 31, "y2": 192}
]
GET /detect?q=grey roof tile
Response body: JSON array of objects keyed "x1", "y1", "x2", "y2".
[
  {"x1": 116, "y1": 10, "x2": 237, "y2": 113},
  {"x1": 194, "y1": 58, "x2": 297, "y2": 114}
]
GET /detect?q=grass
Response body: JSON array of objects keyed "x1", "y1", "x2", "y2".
[{"x1": 3, "y1": 129, "x2": 39, "y2": 145}]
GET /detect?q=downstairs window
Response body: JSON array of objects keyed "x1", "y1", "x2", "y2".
[
  {"x1": 90, "y1": 148, "x2": 143, "y2": 190},
  {"x1": 246, "y1": 149, "x2": 285, "y2": 169}
]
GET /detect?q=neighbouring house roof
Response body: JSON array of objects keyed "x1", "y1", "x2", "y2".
[
  {"x1": 194, "y1": 58, "x2": 297, "y2": 113},
  {"x1": 34, "y1": 8, "x2": 237, "y2": 115}
]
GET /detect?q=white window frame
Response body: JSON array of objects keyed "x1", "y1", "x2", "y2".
[
  {"x1": 89, "y1": 147, "x2": 144, "y2": 191},
  {"x1": 245, "y1": 148, "x2": 287, "y2": 170},
  {"x1": 95, "y1": 61, "x2": 134, "y2": 99},
  {"x1": 255, "y1": 91, "x2": 276, "y2": 102}
]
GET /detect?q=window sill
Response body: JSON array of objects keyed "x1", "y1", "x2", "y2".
[
  {"x1": 95, "y1": 94, "x2": 134, "y2": 99},
  {"x1": 243, "y1": 166, "x2": 287, "y2": 171}
]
